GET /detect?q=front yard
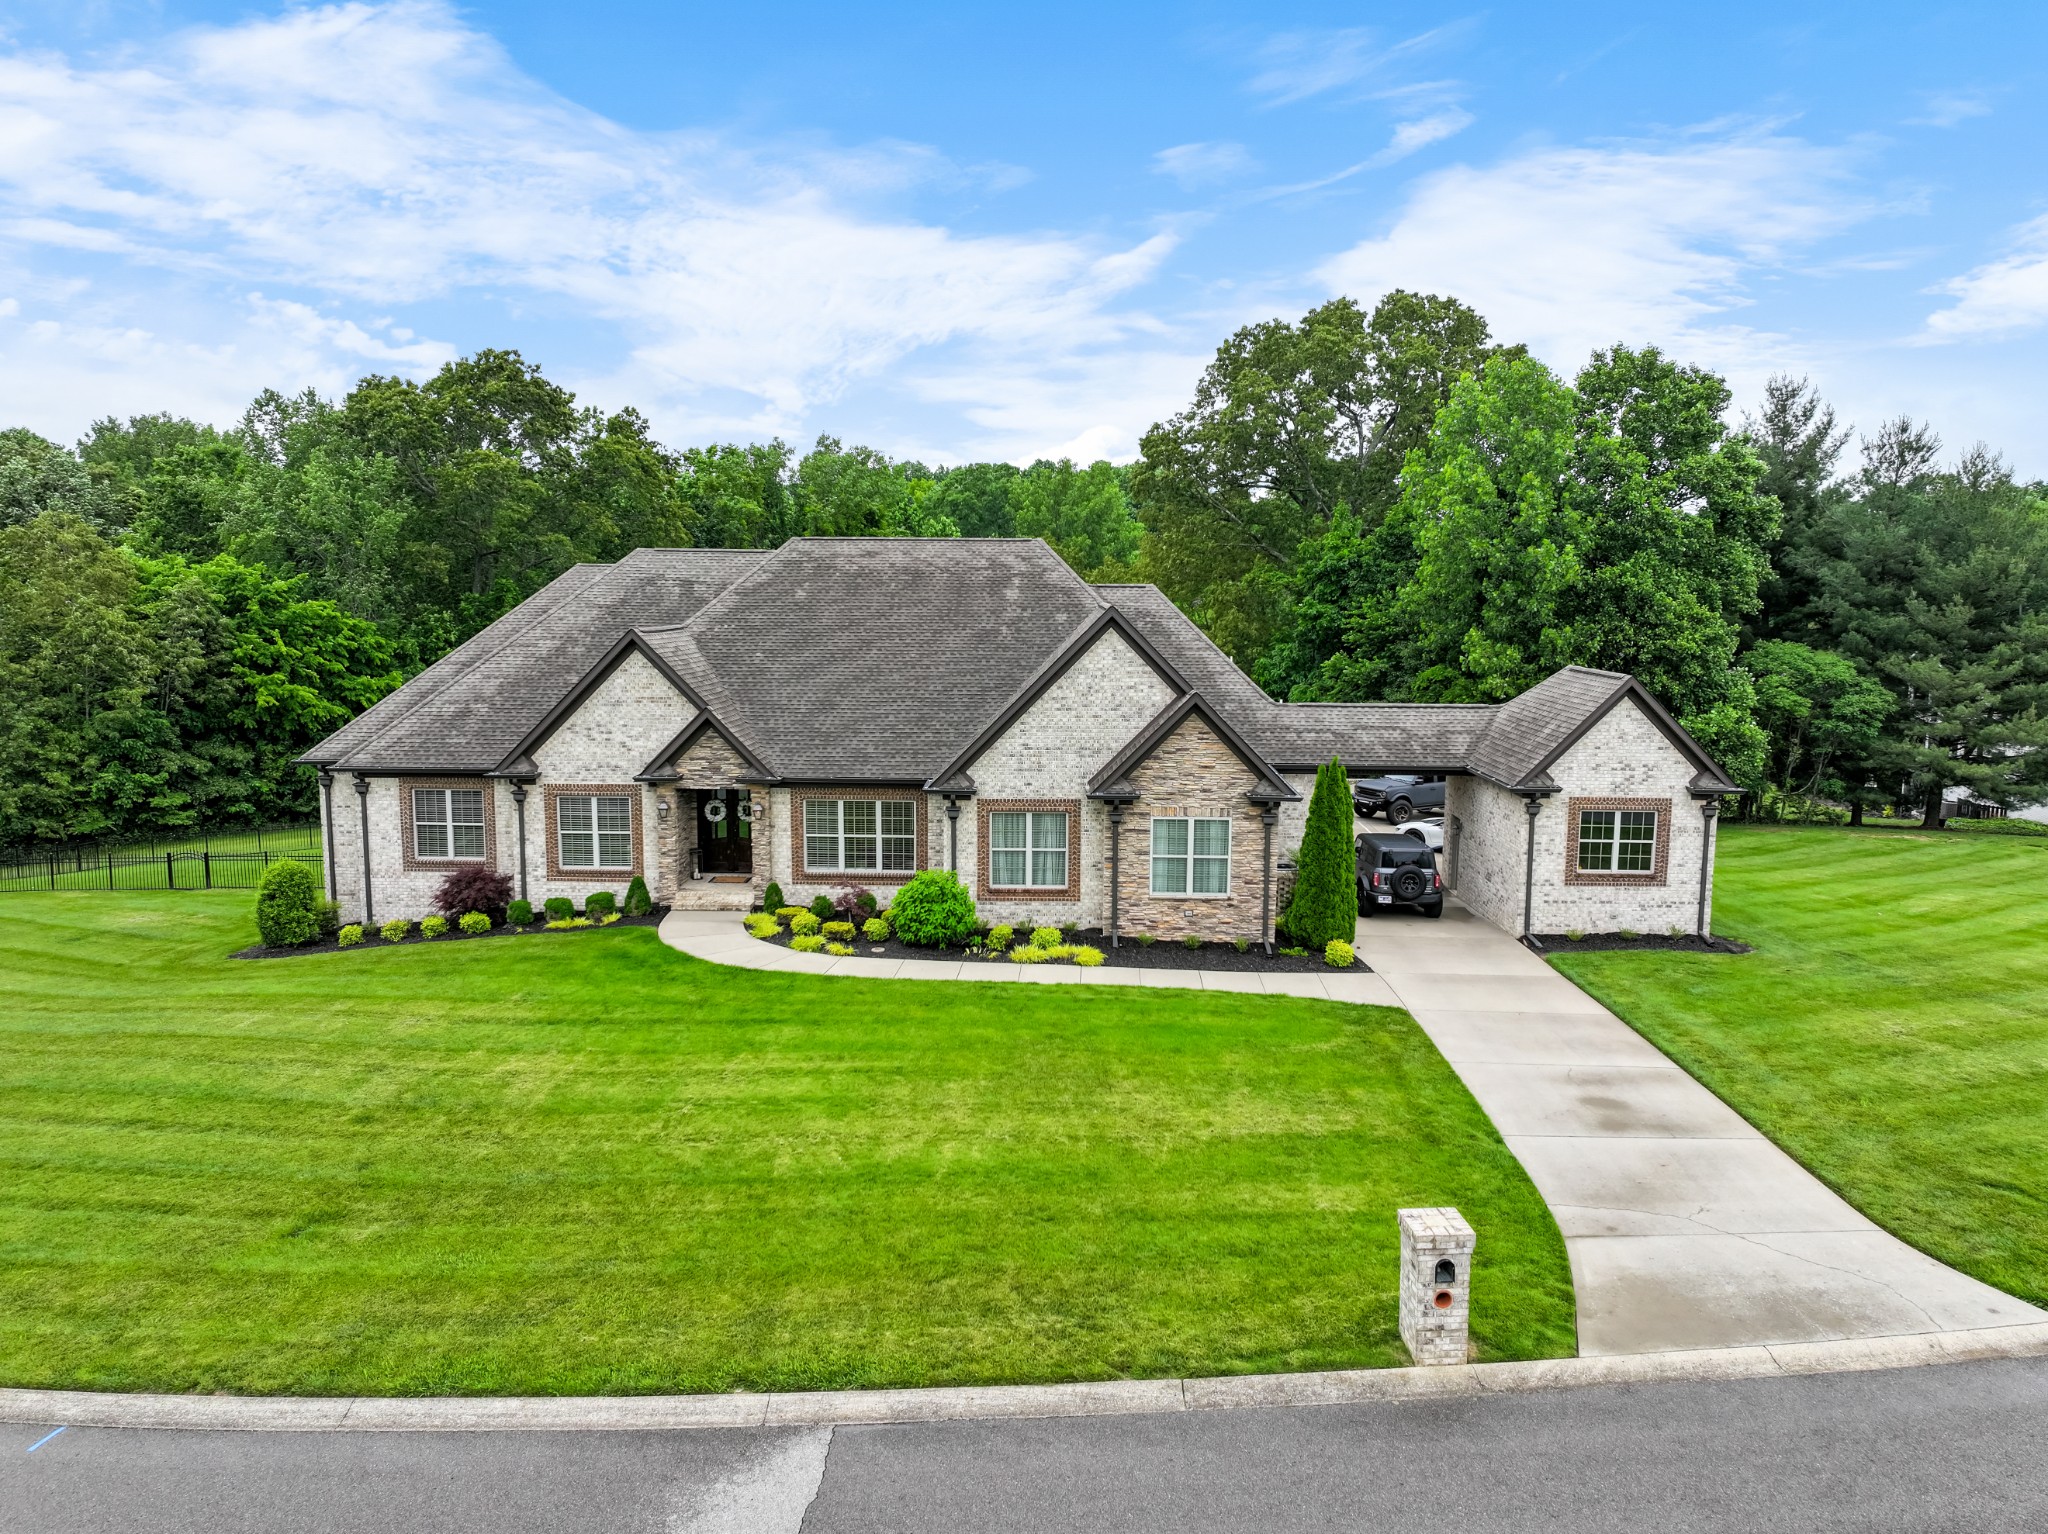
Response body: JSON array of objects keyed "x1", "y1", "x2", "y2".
[
  {"x1": 1552, "y1": 824, "x2": 2048, "y2": 1309},
  {"x1": 0, "y1": 893, "x2": 1573, "y2": 1397}
]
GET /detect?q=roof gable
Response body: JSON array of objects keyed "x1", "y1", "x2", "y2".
[
  {"x1": 1087, "y1": 692, "x2": 1300, "y2": 803},
  {"x1": 1467, "y1": 667, "x2": 1738, "y2": 793},
  {"x1": 924, "y1": 606, "x2": 1192, "y2": 791},
  {"x1": 494, "y1": 631, "x2": 704, "y2": 776}
]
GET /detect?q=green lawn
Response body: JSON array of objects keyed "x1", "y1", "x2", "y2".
[
  {"x1": 0, "y1": 893, "x2": 1573, "y2": 1397},
  {"x1": 1553, "y1": 824, "x2": 2048, "y2": 1308}
]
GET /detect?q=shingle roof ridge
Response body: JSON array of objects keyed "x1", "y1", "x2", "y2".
[
  {"x1": 304, "y1": 560, "x2": 609, "y2": 765},
  {"x1": 1279, "y1": 700, "x2": 1502, "y2": 712}
]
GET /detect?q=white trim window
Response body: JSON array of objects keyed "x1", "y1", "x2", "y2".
[
  {"x1": 413, "y1": 787, "x2": 485, "y2": 860},
  {"x1": 1577, "y1": 808, "x2": 1657, "y2": 873},
  {"x1": 989, "y1": 811, "x2": 1069, "y2": 889},
  {"x1": 805, "y1": 798, "x2": 916, "y2": 872},
  {"x1": 1150, "y1": 816, "x2": 1231, "y2": 896},
  {"x1": 559, "y1": 793, "x2": 633, "y2": 869}
]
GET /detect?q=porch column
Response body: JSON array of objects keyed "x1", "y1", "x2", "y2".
[
  {"x1": 1259, "y1": 804, "x2": 1277, "y2": 956},
  {"x1": 1519, "y1": 792, "x2": 1545, "y2": 948},
  {"x1": 317, "y1": 769, "x2": 337, "y2": 902},
  {"x1": 1695, "y1": 797, "x2": 1721, "y2": 942},
  {"x1": 510, "y1": 781, "x2": 531, "y2": 903},
  {"x1": 353, "y1": 773, "x2": 375, "y2": 924}
]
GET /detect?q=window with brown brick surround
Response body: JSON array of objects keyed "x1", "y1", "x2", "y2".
[
  {"x1": 545, "y1": 783, "x2": 644, "y2": 881},
  {"x1": 399, "y1": 778, "x2": 496, "y2": 872},
  {"x1": 977, "y1": 799, "x2": 1080, "y2": 901},
  {"x1": 1565, "y1": 796, "x2": 1672, "y2": 886}
]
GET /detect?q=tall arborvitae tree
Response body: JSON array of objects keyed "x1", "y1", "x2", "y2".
[{"x1": 1282, "y1": 758, "x2": 1358, "y2": 947}]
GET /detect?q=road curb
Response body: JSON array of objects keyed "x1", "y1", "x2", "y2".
[{"x1": 6, "y1": 1323, "x2": 2047, "y2": 1434}]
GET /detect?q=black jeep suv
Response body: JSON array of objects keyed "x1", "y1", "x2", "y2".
[
  {"x1": 1353, "y1": 773, "x2": 1446, "y2": 825},
  {"x1": 1356, "y1": 833, "x2": 1444, "y2": 918}
]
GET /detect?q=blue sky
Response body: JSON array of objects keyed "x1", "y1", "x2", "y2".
[{"x1": 1, "y1": 2, "x2": 2044, "y2": 471}]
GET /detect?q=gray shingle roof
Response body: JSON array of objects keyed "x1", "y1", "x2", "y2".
[
  {"x1": 302, "y1": 540, "x2": 1736, "y2": 796},
  {"x1": 301, "y1": 547, "x2": 769, "y2": 772}
]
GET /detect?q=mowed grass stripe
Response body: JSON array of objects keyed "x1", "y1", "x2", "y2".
[
  {"x1": 1552, "y1": 824, "x2": 2048, "y2": 1309},
  {"x1": 0, "y1": 892, "x2": 1572, "y2": 1396}
]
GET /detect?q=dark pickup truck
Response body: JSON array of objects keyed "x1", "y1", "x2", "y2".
[{"x1": 1353, "y1": 773, "x2": 1446, "y2": 825}]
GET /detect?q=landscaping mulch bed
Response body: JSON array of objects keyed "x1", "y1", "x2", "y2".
[
  {"x1": 1534, "y1": 931, "x2": 1751, "y2": 955},
  {"x1": 755, "y1": 926, "x2": 1364, "y2": 973},
  {"x1": 232, "y1": 910, "x2": 668, "y2": 960}
]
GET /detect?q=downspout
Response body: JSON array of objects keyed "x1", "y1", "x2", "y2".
[
  {"x1": 1107, "y1": 802, "x2": 1125, "y2": 948},
  {"x1": 1695, "y1": 797, "x2": 1720, "y2": 944},
  {"x1": 511, "y1": 781, "x2": 531, "y2": 903},
  {"x1": 318, "y1": 770, "x2": 337, "y2": 903},
  {"x1": 1259, "y1": 805, "x2": 1277, "y2": 956},
  {"x1": 353, "y1": 773, "x2": 375, "y2": 924},
  {"x1": 1520, "y1": 793, "x2": 1544, "y2": 950}
]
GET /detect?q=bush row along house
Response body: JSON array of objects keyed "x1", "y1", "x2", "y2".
[{"x1": 299, "y1": 539, "x2": 1739, "y2": 944}]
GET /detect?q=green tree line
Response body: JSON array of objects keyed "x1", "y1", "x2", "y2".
[{"x1": 6, "y1": 307, "x2": 2044, "y2": 850}]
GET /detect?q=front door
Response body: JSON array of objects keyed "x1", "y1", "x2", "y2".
[{"x1": 695, "y1": 788, "x2": 753, "y2": 876}]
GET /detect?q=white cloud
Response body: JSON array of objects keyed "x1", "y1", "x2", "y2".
[
  {"x1": 1152, "y1": 142, "x2": 1256, "y2": 188},
  {"x1": 1908, "y1": 89, "x2": 1995, "y2": 128},
  {"x1": 0, "y1": 0, "x2": 1190, "y2": 460},
  {"x1": 1920, "y1": 215, "x2": 2048, "y2": 342},
  {"x1": 1246, "y1": 23, "x2": 1470, "y2": 108},
  {"x1": 1316, "y1": 131, "x2": 1869, "y2": 380}
]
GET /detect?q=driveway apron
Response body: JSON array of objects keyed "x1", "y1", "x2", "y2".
[{"x1": 1352, "y1": 903, "x2": 2045, "y2": 1355}]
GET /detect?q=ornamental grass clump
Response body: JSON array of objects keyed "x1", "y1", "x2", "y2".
[
  {"x1": 887, "y1": 870, "x2": 977, "y2": 947},
  {"x1": 254, "y1": 859, "x2": 321, "y2": 948},
  {"x1": 790, "y1": 933, "x2": 826, "y2": 953},
  {"x1": 1182, "y1": 934, "x2": 1204, "y2": 950},
  {"x1": 1009, "y1": 944, "x2": 1049, "y2": 963},
  {"x1": 458, "y1": 912, "x2": 491, "y2": 935},
  {"x1": 1324, "y1": 938, "x2": 1355, "y2": 969},
  {"x1": 744, "y1": 914, "x2": 781, "y2": 939},
  {"x1": 379, "y1": 918, "x2": 411, "y2": 943},
  {"x1": 1072, "y1": 945, "x2": 1104, "y2": 966},
  {"x1": 825, "y1": 942, "x2": 854, "y2": 957},
  {"x1": 1282, "y1": 758, "x2": 1358, "y2": 949},
  {"x1": 546, "y1": 917, "x2": 592, "y2": 930}
]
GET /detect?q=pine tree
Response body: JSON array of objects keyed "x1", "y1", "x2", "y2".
[{"x1": 1283, "y1": 758, "x2": 1358, "y2": 947}]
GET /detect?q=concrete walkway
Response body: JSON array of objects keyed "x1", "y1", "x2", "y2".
[
  {"x1": 658, "y1": 910, "x2": 1402, "y2": 1006},
  {"x1": 1350, "y1": 903, "x2": 2046, "y2": 1354}
]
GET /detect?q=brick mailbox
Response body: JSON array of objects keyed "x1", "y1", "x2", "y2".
[{"x1": 1398, "y1": 1207, "x2": 1475, "y2": 1366}]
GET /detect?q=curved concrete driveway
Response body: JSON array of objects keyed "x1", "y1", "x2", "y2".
[{"x1": 1351, "y1": 904, "x2": 2044, "y2": 1355}]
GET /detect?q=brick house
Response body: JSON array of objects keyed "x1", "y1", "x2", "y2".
[{"x1": 300, "y1": 539, "x2": 1739, "y2": 945}]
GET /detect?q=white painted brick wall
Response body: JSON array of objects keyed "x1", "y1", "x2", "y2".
[
  {"x1": 1449, "y1": 698, "x2": 1718, "y2": 938},
  {"x1": 963, "y1": 630, "x2": 1177, "y2": 929}
]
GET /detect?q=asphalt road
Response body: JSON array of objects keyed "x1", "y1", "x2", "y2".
[{"x1": 8, "y1": 1358, "x2": 2048, "y2": 1533}]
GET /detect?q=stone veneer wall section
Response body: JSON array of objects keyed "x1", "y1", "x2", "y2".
[
  {"x1": 1114, "y1": 716, "x2": 1269, "y2": 944},
  {"x1": 665, "y1": 730, "x2": 766, "y2": 899}
]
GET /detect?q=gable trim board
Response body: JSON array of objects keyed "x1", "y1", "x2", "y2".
[
  {"x1": 636, "y1": 712, "x2": 777, "y2": 785},
  {"x1": 1088, "y1": 693, "x2": 1300, "y2": 805},
  {"x1": 303, "y1": 539, "x2": 1737, "y2": 938}
]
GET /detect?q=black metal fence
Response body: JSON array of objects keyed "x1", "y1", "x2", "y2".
[{"x1": 0, "y1": 824, "x2": 323, "y2": 894}]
